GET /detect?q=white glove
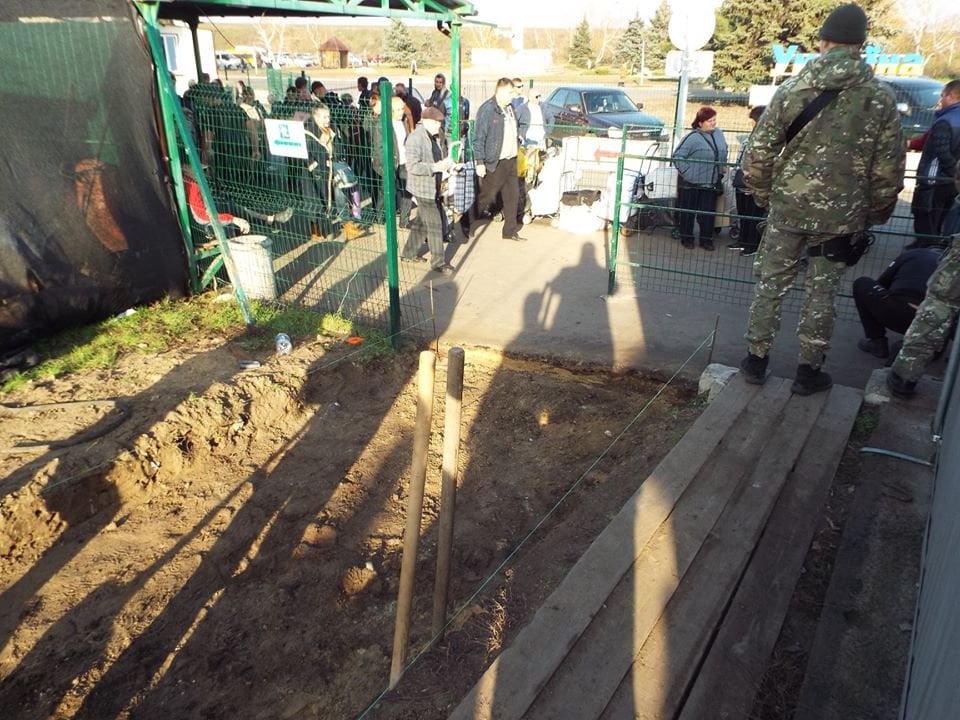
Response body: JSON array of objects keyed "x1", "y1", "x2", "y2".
[
  {"x1": 432, "y1": 157, "x2": 453, "y2": 173},
  {"x1": 233, "y1": 217, "x2": 250, "y2": 234},
  {"x1": 476, "y1": 164, "x2": 487, "y2": 179}
]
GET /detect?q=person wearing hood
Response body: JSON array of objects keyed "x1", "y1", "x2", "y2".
[{"x1": 739, "y1": 2, "x2": 905, "y2": 396}]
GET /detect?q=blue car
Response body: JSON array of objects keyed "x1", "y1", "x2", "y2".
[{"x1": 541, "y1": 85, "x2": 666, "y2": 141}]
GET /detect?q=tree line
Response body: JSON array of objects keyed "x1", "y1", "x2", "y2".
[{"x1": 204, "y1": 1, "x2": 958, "y2": 85}]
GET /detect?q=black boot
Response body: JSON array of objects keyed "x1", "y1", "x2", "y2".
[
  {"x1": 739, "y1": 353, "x2": 769, "y2": 385},
  {"x1": 792, "y1": 364, "x2": 832, "y2": 395},
  {"x1": 886, "y1": 369, "x2": 917, "y2": 399},
  {"x1": 857, "y1": 337, "x2": 889, "y2": 359}
]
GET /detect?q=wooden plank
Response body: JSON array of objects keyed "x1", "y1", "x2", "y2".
[
  {"x1": 526, "y1": 380, "x2": 798, "y2": 720},
  {"x1": 447, "y1": 375, "x2": 764, "y2": 720},
  {"x1": 599, "y1": 389, "x2": 830, "y2": 720},
  {"x1": 677, "y1": 385, "x2": 862, "y2": 720}
]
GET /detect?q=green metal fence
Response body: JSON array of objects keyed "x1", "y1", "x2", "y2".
[
  {"x1": 165, "y1": 69, "x2": 446, "y2": 337},
  {"x1": 605, "y1": 113, "x2": 938, "y2": 323}
]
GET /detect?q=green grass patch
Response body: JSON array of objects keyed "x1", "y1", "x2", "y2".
[
  {"x1": 852, "y1": 409, "x2": 880, "y2": 442},
  {"x1": 2, "y1": 294, "x2": 391, "y2": 394}
]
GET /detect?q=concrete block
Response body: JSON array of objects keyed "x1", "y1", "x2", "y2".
[
  {"x1": 863, "y1": 368, "x2": 892, "y2": 407},
  {"x1": 699, "y1": 363, "x2": 738, "y2": 402},
  {"x1": 864, "y1": 367, "x2": 943, "y2": 409}
]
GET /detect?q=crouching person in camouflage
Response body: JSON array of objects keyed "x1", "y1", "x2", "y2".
[
  {"x1": 888, "y1": 240, "x2": 960, "y2": 398},
  {"x1": 739, "y1": 3, "x2": 905, "y2": 395}
]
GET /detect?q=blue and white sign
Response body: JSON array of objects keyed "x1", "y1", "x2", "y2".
[
  {"x1": 264, "y1": 118, "x2": 308, "y2": 159},
  {"x1": 771, "y1": 44, "x2": 925, "y2": 77}
]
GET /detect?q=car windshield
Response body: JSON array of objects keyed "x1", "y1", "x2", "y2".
[
  {"x1": 903, "y1": 81, "x2": 943, "y2": 110},
  {"x1": 583, "y1": 91, "x2": 639, "y2": 114}
]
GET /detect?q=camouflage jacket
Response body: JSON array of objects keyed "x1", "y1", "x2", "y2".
[{"x1": 743, "y1": 47, "x2": 905, "y2": 235}]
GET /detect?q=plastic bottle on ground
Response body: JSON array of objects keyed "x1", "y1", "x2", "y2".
[{"x1": 275, "y1": 333, "x2": 292, "y2": 356}]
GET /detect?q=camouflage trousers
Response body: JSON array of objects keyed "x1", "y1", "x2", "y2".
[
  {"x1": 745, "y1": 221, "x2": 848, "y2": 368},
  {"x1": 892, "y1": 239, "x2": 960, "y2": 382}
]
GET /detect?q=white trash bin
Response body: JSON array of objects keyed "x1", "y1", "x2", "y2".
[{"x1": 227, "y1": 235, "x2": 277, "y2": 301}]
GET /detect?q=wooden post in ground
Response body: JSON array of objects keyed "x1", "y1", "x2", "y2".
[
  {"x1": 390, "y1": 350, "x2": 436, "y2": 689},
  {"x1": 432, "y1": 347, "x2": 465, "y2": 642}
]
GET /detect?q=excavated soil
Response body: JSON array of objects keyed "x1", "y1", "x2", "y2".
[{"x1": 0, "y1": 335, "x2": 700, "y2": 720}]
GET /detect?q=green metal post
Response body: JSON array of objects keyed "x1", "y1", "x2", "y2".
[
  {"x1": 139, "y1": 8, "x2": 254, "y2": 325},
  {"x1": 450, "y1": 21, "x2": 461, "y2": 160},
  {"x1": 380, "y1": 79, "x2": 401, "y2": 342},
  {"x1": 608, "y1": 127, "x2": 629, "y2": 295},
  {"x1": 138, "y1": 3, "x2": 195, "y2": 291}
]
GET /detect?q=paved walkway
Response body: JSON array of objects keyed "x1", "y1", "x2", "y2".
[{"x1": 402, "y1": 217, "x2": 889, "y2": 389}]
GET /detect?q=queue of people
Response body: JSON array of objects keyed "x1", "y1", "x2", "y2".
[
  {"x1": 178, "y1": 70, "x2": 466, "y2": 269},
  {"x1": 179, "y1": 11, "x2": 958, "y2": 396}
]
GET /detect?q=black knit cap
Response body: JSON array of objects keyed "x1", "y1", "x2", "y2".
[{"x1": 819, "y1": 3, "x2": 868, "y2": 44}]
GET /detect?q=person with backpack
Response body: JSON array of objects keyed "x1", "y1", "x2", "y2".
[{"x1": 739, "y1": 3, "x2": 905, "y2": 395}]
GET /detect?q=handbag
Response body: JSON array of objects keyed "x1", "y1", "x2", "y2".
[
  {"x1": 332, "y1": 160, "x2": 357, "y2": 190},
  {"x1": 704, "y1": 131, "x2": 725, "y2": 195},
  {"x1": 732, "y1": 167, "x2": 747, "y2": 190}
]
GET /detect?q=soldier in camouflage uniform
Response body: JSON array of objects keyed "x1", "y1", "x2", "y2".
[
  {"x1": 739, "y1": 3, "x2": 905, "y2": 395},
  {"x1": 888, "y1": 162, "x2": 960, "y2": 398}
]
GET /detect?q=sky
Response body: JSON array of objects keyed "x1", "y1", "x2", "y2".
[{"x1": 469, "y1": 0, "x2": 959, "y2": 29}]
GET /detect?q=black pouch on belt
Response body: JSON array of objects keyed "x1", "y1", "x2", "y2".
[{"x1": 808, "y1": 231, "x2": 875, "y2": 266}]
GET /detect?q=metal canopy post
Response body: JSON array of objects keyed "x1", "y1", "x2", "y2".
[
  {"x1": 137, "y1": 2, "x2": 196, "y2": 291},
  {"x1": 380, "y1": 79, "x2": 402, "y2": 343},
  {"x1": 450, "y1": 19, "x2": 462, "y2": 160},
  {"x1": 138, "y1": 5, "x2": 255, "y2": 324}
]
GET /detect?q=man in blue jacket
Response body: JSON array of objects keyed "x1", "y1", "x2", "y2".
[
  {"x1": 459, "y1": 78, "x2": 526, "y2": 242},
  {"x1": 911, "y1": 80, "x2": 960, "y2": 244}
]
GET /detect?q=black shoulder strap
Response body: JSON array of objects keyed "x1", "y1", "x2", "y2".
[{"x1": 785, "y1": 89, "x2": 840, "y2": 145}]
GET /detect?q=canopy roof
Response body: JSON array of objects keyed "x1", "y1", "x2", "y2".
[{"x1": 155, "y1": 0, "x2": 478, "y2": 24}]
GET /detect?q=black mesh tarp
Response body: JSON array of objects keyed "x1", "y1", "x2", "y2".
[{"x1": 0, "y1": 0, "x2": 187, "y2": 351}]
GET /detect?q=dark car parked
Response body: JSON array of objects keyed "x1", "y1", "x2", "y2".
[
  {"x1": 878, "y1": 76, "x2": 944, "y2": 138},
  {"x1": 541, "y1": 85, "x2": 666, "y2": 141},
  {"x1": 686, "y1": 84, "x2": 749, "y2": 106}
]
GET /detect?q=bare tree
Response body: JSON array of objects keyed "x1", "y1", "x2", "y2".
[
  {"x1": 306, "y1": 21, "x2": 325, "y2": 65},
  {"x1": 593, "y1": 16, "x2": 620, "y2": 66},
  {"x1": 253, "y1": 17, "x2": 286, "y2": 66},
  {"x1": 897, "y1": 0, "x2": 958, "y2": 65}
]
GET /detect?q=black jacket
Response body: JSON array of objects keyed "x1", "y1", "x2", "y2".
[
  {"x1": 474, "y1": 97, "x2": 520, "y2": 171},
  {"x1": 878, "y1": 248, "x2": 943, "y2": 303}
]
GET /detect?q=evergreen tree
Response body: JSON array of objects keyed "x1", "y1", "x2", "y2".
[
  {"x1": 709, "y1": 0, "x2": 896, "y2": 89},
  {"x1": 646, "y1": 0, "x2": 672, "y2": 72},
  {"x1": 382, "y1": 19, "x2": 417, "y2": 67},
  {"x1": 569, "y1": 18, "x2": 594, "y2": 68},
  {"x1": 614, "y1": 16, "x2": 648, "y2": 73}
]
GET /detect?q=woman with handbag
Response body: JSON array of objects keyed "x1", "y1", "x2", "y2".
[{"x1": 673, "y1": 106, "x2": 729, "y2": 251}]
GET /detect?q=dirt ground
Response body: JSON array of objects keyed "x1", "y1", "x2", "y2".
[{"x1": 0, "y1": 333, "x2": 700, "y2": 720}]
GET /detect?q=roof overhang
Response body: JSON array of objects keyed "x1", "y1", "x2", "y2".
[{"x1": 154, "y1": 0, "x2": 479, "y2": 24}]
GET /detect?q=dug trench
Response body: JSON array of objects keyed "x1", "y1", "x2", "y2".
[{"x1": 0, "y1": 340, "x2": 701, "y2": 720}]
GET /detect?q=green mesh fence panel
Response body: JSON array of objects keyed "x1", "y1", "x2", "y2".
[
  {"x1": 605, "y1": 103, "x2": 939, "y2": 323},
  {"x1": 176, "y1": 81, "x2": 435, "y2": 336}
]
